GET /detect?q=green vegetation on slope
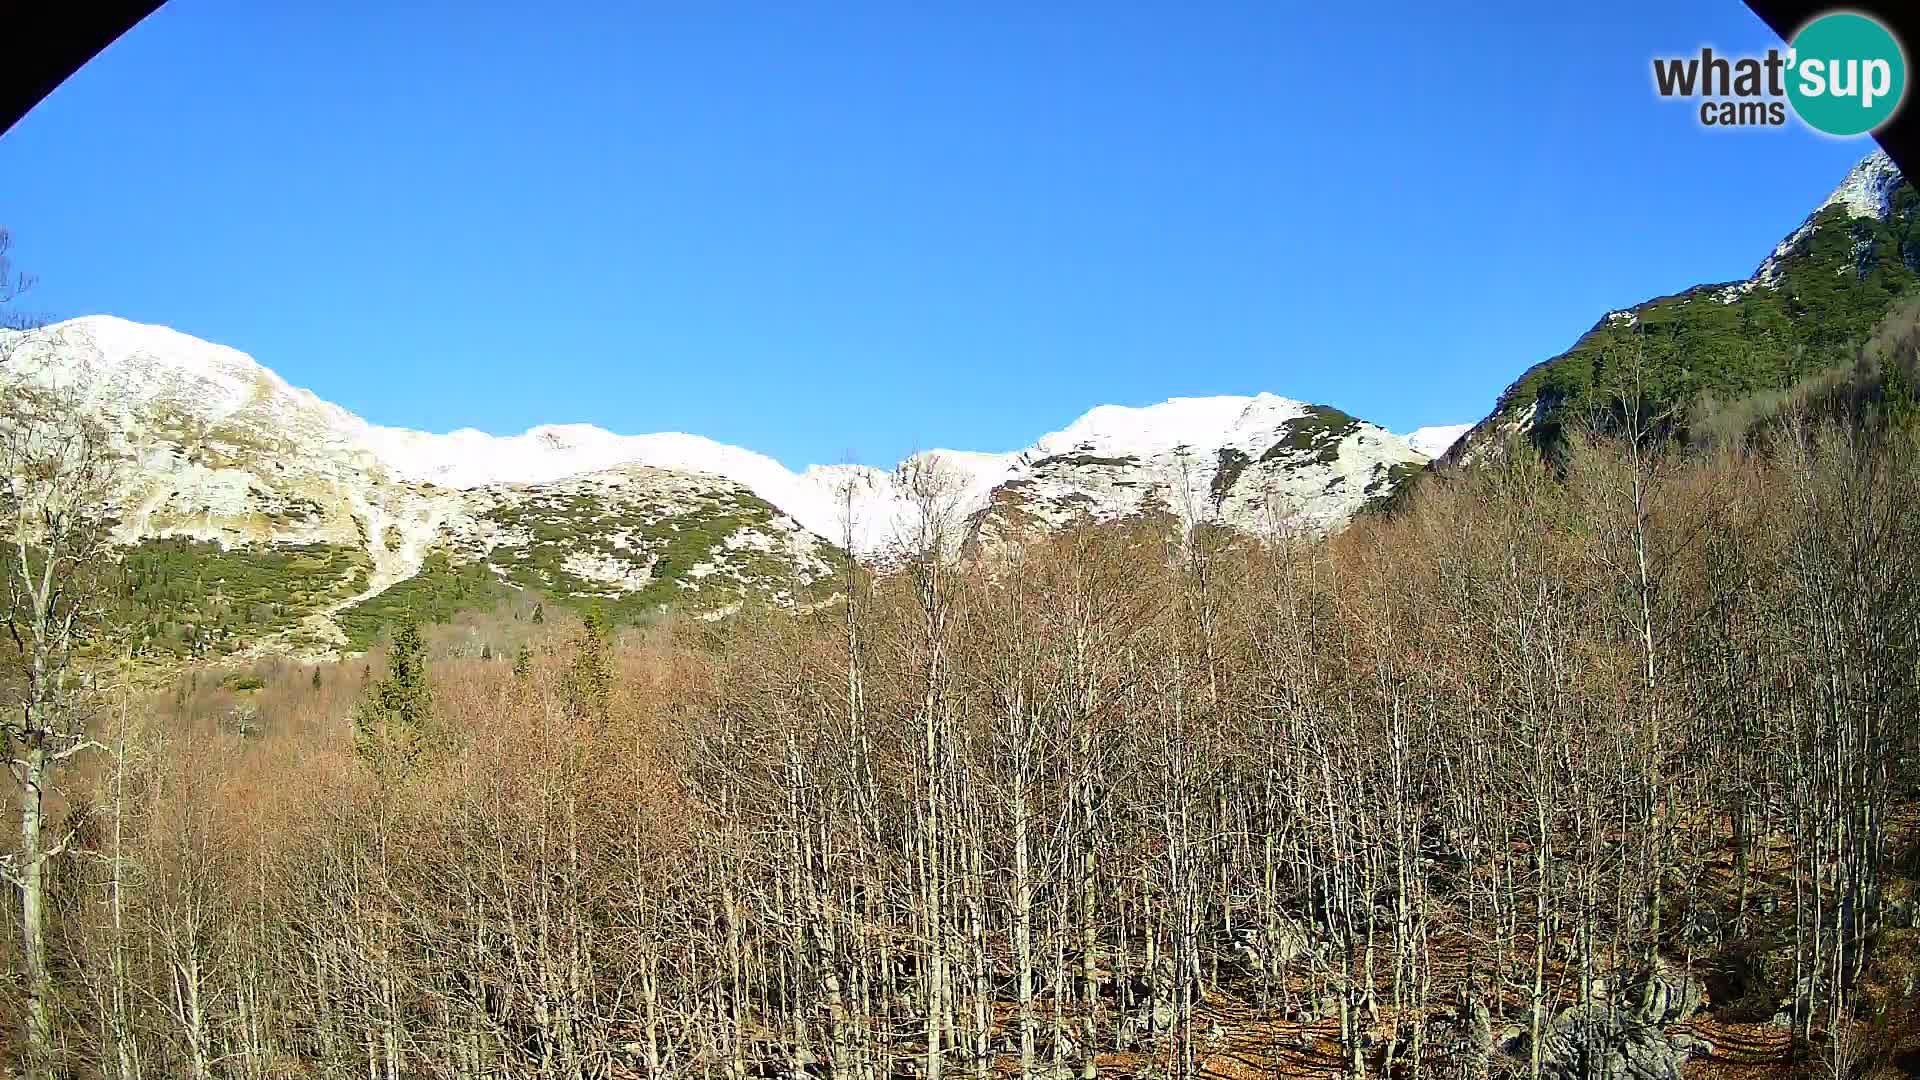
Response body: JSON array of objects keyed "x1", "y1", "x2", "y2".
[
  {"x1": 337, "y1": 551, "x2": 507, "y2": 651},
  {"x1": 1691, "y1": 290, "x2": 1920, "y2": 444},
  {"x1": 116, "y1": 538, "x2": 371, "y2": 658},
  {"x1": 1361, "y1": 460, "x2": 1424, "y2": 513},
  {"x1": 337, "y1": 487, "x2": 848, "y2": 650},
  {"x1": 1498, "y1": 183, "x2": 1920, "y2": 454},
  {"x1": 475, "y1": 486, "x2": 841, "y2": 623},
  {"x1": 1030, "y1": 452, "x2": 1141, "y2": 469},
  {"x1": 1211, "y1": 447, "x2": 1252, "y2": 500},
  {"x1": 1376, "y1": 286, "x2": 1920, "y2": 522},
  {"x1": 1262, "y1": 405, "x2": 1361, "y2": 465}
]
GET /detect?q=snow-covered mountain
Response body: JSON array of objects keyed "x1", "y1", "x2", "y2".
[
  {"x1": 957, "y1": 395, "x2": 1435, "y2": 552},
  {"x1": 1, "y1": 314, "x2": 1451, "y2": 652}
]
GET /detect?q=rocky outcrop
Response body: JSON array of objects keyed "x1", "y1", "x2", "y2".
[
  {"x1": 1423, "y1": 997, "x2": 1498, "y2": 1080},
  {"x1": 1423, "y1": 963, "x2": 1714, "y2": 1080},
  {"x1": 1630, "y1": 957, "x2": 1708, "y2": 1025},
  {"x1": 1530, "y1": 1005, "x2": 1713, "y2": 1080},
  {"x1": 1228, "y1": 918, "x2": 1324, "y2": 980}
]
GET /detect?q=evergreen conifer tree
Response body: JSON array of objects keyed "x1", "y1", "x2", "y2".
[
  {"x1": 352, "y1": 618, "x2": 434, "y2": 774},
  {"x1": 568, "y1": 605, "x2": 613, "y2": 722},
  {"x1": 1882, "y1": 352, "x2": 1917, "y2": 428}
]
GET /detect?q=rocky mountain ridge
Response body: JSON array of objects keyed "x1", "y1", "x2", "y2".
[{"x1": 2, "y1": 315, "x2": 1450, "y2": 654}]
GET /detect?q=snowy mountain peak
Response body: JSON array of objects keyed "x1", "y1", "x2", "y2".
[
  {"x1": 1755, "y1": 149, "x2": 1906, "y2": 285},
  {"x1": 1033, "y1": 393, "x2": 1311, "y2": 459},
  {"x1": 7, "y1": 314, "x2": 275, "y2": 404},
  {"x1": 1821, "y1": 148, "x2": 1903, "y2": 222}
]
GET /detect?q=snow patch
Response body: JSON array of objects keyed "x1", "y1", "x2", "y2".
[{"x1": 1402, "y1": 424, "x2": 1472, "y2": 459}]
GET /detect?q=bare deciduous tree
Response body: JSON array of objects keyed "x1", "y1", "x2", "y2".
[{"x1": 0, "y1": 370, "x2": 122, "y2": 1075}]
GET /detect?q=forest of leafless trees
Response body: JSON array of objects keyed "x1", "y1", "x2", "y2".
[{"x1": 4, "y1": 417, "x2": 1920, "y2": 1080}]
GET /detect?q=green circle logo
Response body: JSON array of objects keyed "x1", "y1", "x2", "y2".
[{"x1": 1787, "y1": 12, "x2": 1906, "y2": 136}]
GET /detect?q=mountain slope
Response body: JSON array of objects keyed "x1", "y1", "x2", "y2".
[
  {"x1": 2, "y1": 315, "x2": 1449, "y2": 655},
  {"x1": 1, "y1": 317, "x2": 849, "y2": 655},
  {"x1": 1447, "y1": 150, "x2": 1918, "y2": 464},
  {"x1": 961, "y1": 396, "x2": 1427, "y2": 552}
]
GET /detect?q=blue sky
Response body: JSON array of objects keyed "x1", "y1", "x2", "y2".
[{"x1": 0, "y1": 0, "x2": 1883, "y2": 469}]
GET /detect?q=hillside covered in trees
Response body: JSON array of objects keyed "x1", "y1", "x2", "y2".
[
  {"x1": 1448, "y1": 151, "x2": 1917, "y2": 465},
  {"x1": 9, "y1": 393, "x2": 1920, "y2": 1080}
]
